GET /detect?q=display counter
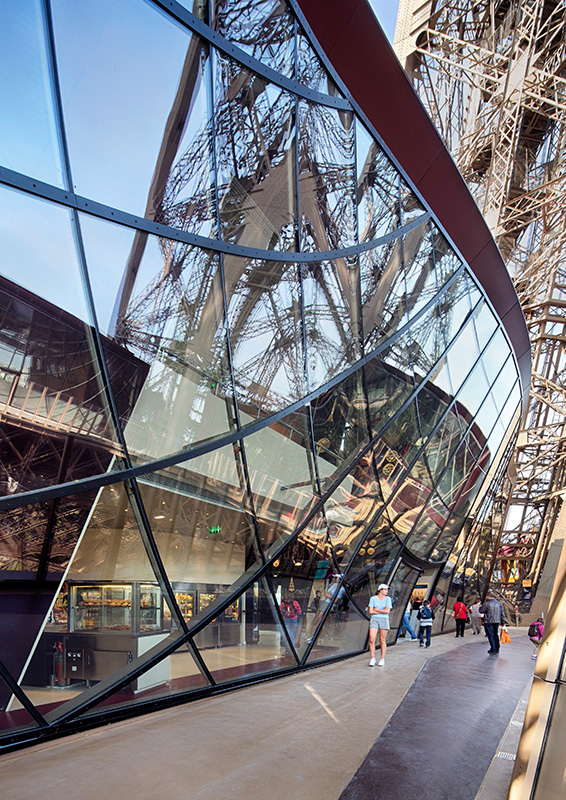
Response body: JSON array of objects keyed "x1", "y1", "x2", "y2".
[{"x1": 36, "y1": 581, "x2": 169, "y2": 692}]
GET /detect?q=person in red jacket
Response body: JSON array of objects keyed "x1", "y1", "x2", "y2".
[{"x1": 453, "y1": 595, "x2": 468, "y2": 638}]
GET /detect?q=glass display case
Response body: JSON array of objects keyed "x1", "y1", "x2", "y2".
[
  {"x1": 139, "y1": 583, "x2": 162, "y2": 631},
  {"x1": 71, "y1": 584, "x2": 132, "y2": 632},
  {"x1": 224, "y1": 601, "x2": 239, "y2": 622},
  {"x1": 199, "y1": 592, "x2": 217, "y2": 613},
  {"x1": 174, "y1": 591, "x2": 195, "y2": 622}
]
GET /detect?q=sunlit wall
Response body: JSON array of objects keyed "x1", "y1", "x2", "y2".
[{"x1": 0, "y1": 0, "x2": 525, "y2": 749}]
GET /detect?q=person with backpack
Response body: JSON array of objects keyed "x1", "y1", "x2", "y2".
[
  {"x1": 417, "y1": 599, "x2": 435, "y2": 647},
  {"x1": 527, "y1": 617, "x2": 545, "y2": 660}
]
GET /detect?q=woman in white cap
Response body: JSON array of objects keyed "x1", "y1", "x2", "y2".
[{"x1": 368, "y1": 583, "x2": 392, "y2": 666}]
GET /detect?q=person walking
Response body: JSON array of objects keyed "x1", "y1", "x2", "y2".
[
  {"x1": 479, "y1": 591, "x2": 507, "y2": 654},
  {"x1": 417, "y1": 599, "x2": 435, "y2": 647},
  {"x1": 469, "y1": 598, "x2": 483, "y2": 635},
  {"x1": 368, "y1": 583, "x2": 392, "y2": 666},
  {"x1": 453, "y1": 595, "x2": 468, "y2": 638},
  {"x1": 527, "y1": 617, "x2": 545, "y2": 660},
  {"x1": 398, "y1": 598, "x2": 418, "y2": 641}
]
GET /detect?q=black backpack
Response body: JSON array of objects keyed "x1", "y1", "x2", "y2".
[{"x1": 528, "y1": 622, "x2": 539, "y2": 637}]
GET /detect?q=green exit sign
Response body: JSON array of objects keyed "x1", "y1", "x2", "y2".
[{"x1": 209, "y1": 526, "x2": 222, "y2": 535}]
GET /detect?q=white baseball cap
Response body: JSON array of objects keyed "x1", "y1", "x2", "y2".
[{"x1": 378, "y1": 584, "x2": 389, "y2": 591}]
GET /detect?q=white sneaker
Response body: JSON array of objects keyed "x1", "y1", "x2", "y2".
[
  {"x1": 378, "y1": 659, "x2": 385, "y2": 666},
  {"x1": 368, "y1": 657, "x2": 376, "y2": 666}
]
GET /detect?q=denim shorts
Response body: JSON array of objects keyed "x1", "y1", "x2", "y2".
[{"x1": 369, "y1": 615, "x2": 390, "y2": 630}]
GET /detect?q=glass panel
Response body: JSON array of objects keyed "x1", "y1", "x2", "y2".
[
  {"x1": 0, "y1": 285, "x2": 124, "y2": 504},
  {"x1": 446, "y1": 317, "x2": 482, "y2": 398},
  {"x1": 0, "y1": 678, "x2": 41, "y2": 737},
  {"x1": 304, "y1": 584, "x2": 367, "y2": 661},
  {"x1": 88, "y1": 229, "x2": 235, "y2": 462},
  {"x1": 481, "y1": 329, "x2": 513, "y2": 386},
  {"x1": 0, "y1": 491, "x2": 100, "y2": 578},
  {"x1": 424, "y1": 354, "x2": 453, "y2": 399},
  {"x1": 403, "y1": 221, "x2": 438, "y2": 321},
  {"x1": 378, "y1": 400, "x2": 422, "y2": 499},
  {"x1": 497, "y1": 387, "x2": 520, "y2": 437},
  {"x1": 388, "y1": 562, "x2": 420, "y2": 640},
  {"x1": 303, "y1": 259, "x2": 361, "y2": 390},
  {"x1": 19, "y1": 481, "x2": 185, "y2": 720},
  {"x1": 215, "y1": 52, "x2": 295, "y2": 250},
  {"x1": 419, "y1": 407, "x2": 463, "y2": 488},
  {"x1": 436, "y1": 269, "x2": 474, "y2": 349},
  {"x1": 296, "y1": 26, "x2": 340, "y2": 96},
  {"x1": 136, "y1": 449, "x2": 260, "y2": 585},
  {"x1": 211, "y1": 0, "x2": 295, "y2": 78},
  {"x1": 198, "y1": 577, "x2": 296, "y2": 680},
  {"x1": 157, "y1": 46, "x2": 217, "y2": 240},
  {"x1": 312, "y1": 370, "x2": 369, "y2": 478},
  {"x1": 431, "y1": 225, "x2": 463, "y2": 288},
  {"x1": 324, "y1": 454, "x2": 384, "y2": 566},
  {"x1": 356, "y1": 122, "x2": 401, "y2": 242},
  {"x1": 405, "y1": 489, "x2": 451, "y2": 559},
  {"x1": 361, "y1": 239, "x2": 408, "y2": 351},
  {"x1": 266, "y1": 517, "x2": 334, "y2": 659},
  {"x1": 409, "y1": 297, "x2": 451, "y2": 388},
  {"x1": 0, "y1": 581, "x2": 57, "y2": 728},
  {"x1": 365, "y1": 344, "x2": 415, "y2": 439},
  {"x1": 474, "y1": 392, "x2": 504, "y2": 456},
  {"x1": 339, "y1": 521, "x2": 400, "y2": 612},
  {"x1": 74, "y1": 638, "x2": 208, "y2": 717},
  {"x1": 472, "y1": 299, "x2": 498, "y2": 353},
  {"x1": 0, "y1": 0, "x2": 63, "y2": 186},
  {"x1": 53, "y1": 0, "x2": 211, "y2": 220},
  {"x1": 430, "y1": 507, "x2": 470, "y2": 564},
  {"x1": 399, "y1": 175, "x2": 426, "y2": 223},
  {"x1": 456, "y1": 353, "x2": 491, "y2": 422},
  {"x1": 298, "y1": 102, "x2": 356, "y2": 252},
  {"x1": 0, "y1": 186, "x2": 89, "y2": 321},
  {"x1": 245, "y1": 407, "x2": 316, "y2": 553},
  {"x1": 223, "y1": 256, "x2": 305, "y2": 416},
  {"x1": 436, "y1": 433, "x2": 479, "y2": 508}
]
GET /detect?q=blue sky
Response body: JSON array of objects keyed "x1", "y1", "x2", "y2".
[{"x1": 369, "y1": 0, "x2": 400, "y2": 41}]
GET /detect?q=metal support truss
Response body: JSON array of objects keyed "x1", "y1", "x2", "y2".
[{"x1": 395, "y1": 0, "x2": 566, "y2": 608}]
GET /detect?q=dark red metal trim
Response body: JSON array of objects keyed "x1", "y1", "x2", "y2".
[{"x1": 296, "y1": 0, "x2": 531, "y2": 410}]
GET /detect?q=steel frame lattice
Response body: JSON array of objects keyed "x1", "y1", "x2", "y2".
[{"x1": 395, "y1": 0, "x2": 566, "y2": 607}]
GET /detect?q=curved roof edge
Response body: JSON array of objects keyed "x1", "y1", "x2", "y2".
[{"x1": 296, "y1": 0, "x2": 531, "y2": 412}]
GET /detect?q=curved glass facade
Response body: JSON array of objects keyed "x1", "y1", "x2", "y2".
[{"x1": 0, "y1": 0, "x2": 525, "y2": 748}]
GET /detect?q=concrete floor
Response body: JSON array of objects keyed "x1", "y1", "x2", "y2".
[{"x1": 0, "y1": 629, "x2": 534, "y2": 800}]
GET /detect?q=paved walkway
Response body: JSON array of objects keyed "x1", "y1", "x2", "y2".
[
  {"x1": 0, "y1": 629, "x2": 534, "y2": 800},
  {"x1": 339, "y1": 631, "x2": 534, "y2": 800}
]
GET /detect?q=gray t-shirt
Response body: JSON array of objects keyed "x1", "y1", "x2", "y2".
[{"x1": 369, "y1": 595, "x2": 392, "y2": 616}]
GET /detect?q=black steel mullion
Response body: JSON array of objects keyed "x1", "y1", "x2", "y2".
[
  {"x1": 263, "y1": 572, "x2": 301, "y2": 664},
  {"x1": 207, "y1": 40, "x2": 266, "y2": 564},
  {"x1": 0, "y1": 163, "x2": 430, "y2": 266},
  {"x1": 0, "y1": 263, "x2": 470, "y2": 517},
  {"x1": 125, "y1": 478, "x2": 189, "y2": 634},
  {"x1": 151, "y1": 0, "x2": 350, "y2": 111},
  {"x1": 175, "y1": 637, "x2": 216, "y2": 688}
]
